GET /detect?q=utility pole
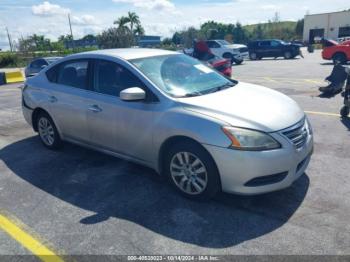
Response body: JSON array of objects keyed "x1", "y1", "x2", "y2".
[
  {"x1": 5, "y1": 27, "x2": 13, "y2": 52},
  {"x1": 68, "y1": 14, "x2": 74, "y2": 49}
]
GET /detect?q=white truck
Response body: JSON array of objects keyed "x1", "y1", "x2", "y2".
[{"x1": 205, "y1": 40, "x2": 249, "y2": 65}]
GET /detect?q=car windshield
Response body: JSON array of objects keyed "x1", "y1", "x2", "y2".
[
  {"x1": 217, "y1": 40, "x2": 231, "y2": 45},
  {"x1": 130, "y1": 54, "x2": 235, "y2": 98}
]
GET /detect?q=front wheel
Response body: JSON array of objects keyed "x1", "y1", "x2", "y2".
[
  {"x1": 284, "y1": 51, "x2": 292, "y2": 59},
  {"x1": 340, "y1": 106, "x2": 349, "y2": 117},
  {"x1": 164, "y1": 141, "x2": 221, "y2": 200},
  {"x1": 249, "y1": 52, "x2": 258, "y2": 60},
  {"x1": 333, "y1": 53, "x2": 347, "y2": 65},
  {"x1": 37, "y1": 112, "x2": 62, "y2": 149}
]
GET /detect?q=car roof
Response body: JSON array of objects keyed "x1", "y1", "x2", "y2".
[{"x1": 79, "y1": 48, "x2": 178, "y2": 60}]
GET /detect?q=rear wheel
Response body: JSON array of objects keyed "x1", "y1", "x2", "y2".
[
  {"x1": 333, "y1": 53, "x2": 347, "y2": 65},
  {"x1": 164, "y1": 141, "x2": 221, "y2": 200},
  {"x1": 36, "y1": 112, "x2": 62, "y2": 149}
]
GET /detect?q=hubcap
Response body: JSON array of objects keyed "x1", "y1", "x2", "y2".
[
  {"x1": 38, "y1": 117, "x2": 55, "y2": 146},
  {"x1": 170, "y1": 152, "x2": 208, "y2": 195}
]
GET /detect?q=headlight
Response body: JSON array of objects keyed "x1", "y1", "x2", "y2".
[{"x1": 222, "y1": 126, "x2": 281, "y2": 151}]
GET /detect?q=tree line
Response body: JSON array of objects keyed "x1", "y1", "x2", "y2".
[
  {"x1": 16, "y1": 11, "x2": 145, "y2": 52},
  {"x1": 13, "y1": 12, "x2": 303, "y2": 52},
  {"x1": 165, "y1": 14, "x2": 304, "y2": 48}
]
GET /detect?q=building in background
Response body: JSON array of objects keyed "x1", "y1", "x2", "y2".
[
  {"x1": 303, "y1": 10, "x2": 350, "y2": 43},
  {"x1": 137, "y1": 36, "x2": 161, "y2": 48}
]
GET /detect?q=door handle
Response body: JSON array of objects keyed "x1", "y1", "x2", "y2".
[
  {"x1": 48, "y1": 96, "x2": 57, "y2": 103},
  {"x1": 88, "y1": 105, "x2": 102, "y2": 113}
]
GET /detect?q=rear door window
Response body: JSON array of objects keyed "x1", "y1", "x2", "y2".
[
  {"x1": 259, "y1": 41, "x2": 271, "y2": 47},
  {"x1": 57, "y1": 60, "x2": 89, "y2": 89}
]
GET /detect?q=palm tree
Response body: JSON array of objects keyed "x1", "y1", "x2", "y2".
[
  {"x1": 114, "y1": 16, "x2": 130, "y2": 30},
  {"x1": 127, "y1": 12, "x2": 140, "y2": 33},
  {"x1": 134, "y1": 23, "x2": 145, "y2": 36}
]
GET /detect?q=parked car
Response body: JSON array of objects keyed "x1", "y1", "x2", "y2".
[
  {"x1": 25, "y1": 57, "x2": 62, "y2": 78},
  {"x1": 322, "y1": 38, "x2": 350, "y2": 64},
  {"x1": 337, "y1": 36, "x2": 350, "y2": 43},
  {"x1": 205, "y1": 40, "x2": 248, "y2": 65},
  {"x1": 22, "y1": 49, "x2": 313, "y2": 200},
  {"x1": 183, "y1": 40, "x2": 232, "y2": 77},
  {"x1": 248, "y1": 39, "x2": 301, "y2": 60}
]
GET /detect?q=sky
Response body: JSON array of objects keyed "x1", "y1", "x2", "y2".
[{"x1": 0, "y1": 0, "x2": 349, "y2": 50}]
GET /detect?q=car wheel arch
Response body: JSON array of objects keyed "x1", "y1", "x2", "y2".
[
  {"x1": 32, "y1": 108, "x2": 60, "y2": 135},
  {"x1": 332, "y1": 52, "x2": 347, "y2": 61},
  {"x1": 157, "y1": 136, "x2": 219, "y2": 177}
]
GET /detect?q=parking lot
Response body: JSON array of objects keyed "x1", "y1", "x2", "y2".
[{"x1": 0, "y1": 49, "x2": 350, "y2": 258}]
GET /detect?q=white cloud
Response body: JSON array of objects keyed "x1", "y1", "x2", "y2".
[
  {"x1": 261, "y1": 4, "x2": 280, "y2": 10},
  {"x1": 71, "y1": 15, "x2": 99, "y2": 26},
  {"x1": 112, "y1": 0, "x2": 177, "y2": 12},
  {"x1": 32, "y1": 1, "x2": 70, "y2": 16}
]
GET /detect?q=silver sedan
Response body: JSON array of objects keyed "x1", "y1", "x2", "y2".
[{"x1": 22, "y1": 48, "x2": 313, "y2": 200}]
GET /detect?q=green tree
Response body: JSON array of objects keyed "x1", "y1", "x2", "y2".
[
  {"x1": 114, "y1": 16, "x2": 130, "y2": 30},
  {"x1": 97, "y1": 27, "x2": 134, "y2": 49},
  {"x1": 295, "y1": 19, "x2": 304, "y2": 39},
  {"x1": 127, "y1": 11, "x2": 140, "y2": 33},
  {"x1": 134, "y1": 23, "x2": 145, "y2": 36}
]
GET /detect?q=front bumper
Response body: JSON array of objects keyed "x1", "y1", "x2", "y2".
[{"x1": 203, "y1": 129, "x2": 313, "y2": 195}]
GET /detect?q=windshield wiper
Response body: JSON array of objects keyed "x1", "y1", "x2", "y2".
[
  {"x1": 183, "y1": 91, "x2": 203, "y2": 97},
  {"x1": 207, "y1": 82, "x2": 235, "y2": 94}
]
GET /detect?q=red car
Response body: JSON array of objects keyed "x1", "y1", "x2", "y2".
[{"x1": 322, "y1": 39, "x2": 350, "y2": 64}]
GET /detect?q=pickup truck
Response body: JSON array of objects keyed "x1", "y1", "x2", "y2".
[
  {"x1": 205, "y1": 40, "x2": 249, "y2": 65},
  {"x1": 322, "y1": 39, "x2": 350, "y2": 64}
]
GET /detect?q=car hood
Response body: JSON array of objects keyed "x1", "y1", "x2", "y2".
[
  {"x1": 177, "y1": 82, "x2": 304, "y2": 132},
  {"x1": 224, "y1": 44, "x2": 242, "y2": 50},
  {"x1": 226, "y1": 44, "x2": 247, "y2": 49}
]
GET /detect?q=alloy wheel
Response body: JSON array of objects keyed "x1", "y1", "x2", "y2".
[
  {"x1": 170, "y1": 152, "x2": 208, "y2": 195},
  {"x1": 38, "y1": 117, "x2": 55, "y2": 146}
]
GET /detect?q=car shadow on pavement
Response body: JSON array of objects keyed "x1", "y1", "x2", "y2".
[{"x1": 0, "y1": 136, "x2": 309, "y2": 248}]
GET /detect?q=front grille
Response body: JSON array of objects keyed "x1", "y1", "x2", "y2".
[
  {"x1": 239, "y1": 47, "x2": 248, "y2": 53},
  {"x1": 282, "y1": 119, "x2": 309, "y2": 149}
]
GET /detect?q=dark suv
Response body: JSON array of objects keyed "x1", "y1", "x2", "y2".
[{"x1": 248, "y1": 39, "x2": 301, "y2": 60}]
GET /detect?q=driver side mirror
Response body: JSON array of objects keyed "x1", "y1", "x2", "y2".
[{"x1": 120, "y1": 87, "x2": 146, "y2": 101}]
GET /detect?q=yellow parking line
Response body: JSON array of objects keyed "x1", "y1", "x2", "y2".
[
  {"x1": 0, "y1": 214, "x2": 64, "y2": 262},
  {"x1": 304, "y1": 110, "x2": 340, "y2": 117}
]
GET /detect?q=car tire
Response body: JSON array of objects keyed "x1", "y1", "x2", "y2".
[
  {"x1": 333, "y1": 53, "x2": 347, "y2": 65},
  {"x1": 234, "y1": 59, "x2": 243, "y2": 65},
  {"x1": 340, "y1": 106, "x2": 349, "y2": 117},
  {"x1": 164, "y1": 141, "x2": 221, "y2": 200},
  {"x1": 249, "y1": 52, "x2": 258, "y2": 60},
  {"x1": 36, "y1": 112, "x2": 63, "y2": 149},
  {"x1": 222, "y1": 53, "x2": 234, "y2": 64},
  {"x1": 284, "y1": 51, "x2": 292, "y2": 59}
]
